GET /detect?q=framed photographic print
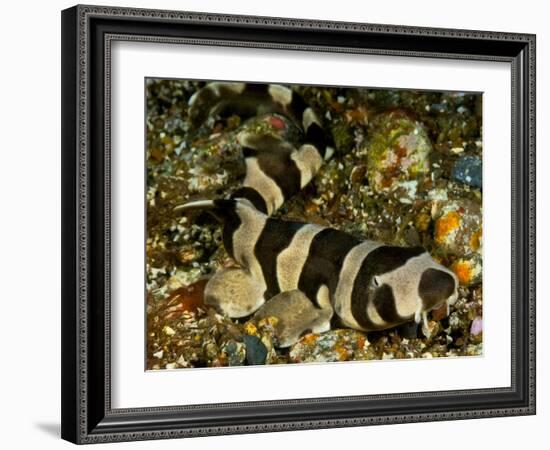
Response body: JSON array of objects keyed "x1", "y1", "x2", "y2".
[{"x1": 61, "y1": 4, "x2": 536, "y2": 444}]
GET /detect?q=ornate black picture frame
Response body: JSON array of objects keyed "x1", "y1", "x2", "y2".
[{"x1": 61, "y1": 4, "x2": 536, "y2": 444}]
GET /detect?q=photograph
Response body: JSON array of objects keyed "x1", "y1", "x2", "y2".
[{"x1": 145, "y1": 79, "x2": 483, "y2": 370}]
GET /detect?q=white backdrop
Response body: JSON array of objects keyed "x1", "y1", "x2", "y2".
[{"x1": 0, "y1": 0, "x2": 545, "y2": 449}]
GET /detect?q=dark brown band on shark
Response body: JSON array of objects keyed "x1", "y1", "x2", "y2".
[
  {"x1": 190, "y1": 83, "x2": 283, "y2": 129},
  {"x1": 373, "y1": 284, "x2": 401, "y2": 324},
  {"x1": 288, "y1": 90, "x2": 307, "y2": 116},
  {"x1": 298, "y1": 228, "x2": 360, "y2": 307},
  {"x1": 418, "y1": 268, "x2": 456, "y2": 311},
  {"x1": 241, "y1": 147, "x2": 257, "y2": 158},
  {"x1": 255, "y1": 151, "x2": 302, "y2": 201},
  {"x1": 230, "y1": 187, "x2": 268, "y2": 214},
  {"x1": 350, "y1": 293, "x2": 380, "y2": 330},
  {"x1": 285, "y1": 92, "x2": 309, "y2": 127},
  {"x1": 213, "y1": 199, "x2": 242, "y2": 259},
  {"x1": 304, "y1": 121, "x2": 329, "y2": 158},
  {"x1": 243, "y1": 83, "x2": 270, "y2": 97},
  {"x1": 240, "y1": 132, "x2": 303, "y2": 202},
  {"x1": 254, "y1": 218, "x2": 305, "y2": 299},
  {"x1": 351, "y1": 246, "x2": 425, "y2": 329},
  {"x1": 188, "y1": 87, "x2": 220, "y2": 128}
]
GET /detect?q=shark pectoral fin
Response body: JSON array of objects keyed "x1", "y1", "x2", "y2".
[
  {"x1": 204, "y1": 268, "x2": 265, "y2": 318},
  {"x1": 253, "y1": 290, "x2": 333, "y2": 348}
]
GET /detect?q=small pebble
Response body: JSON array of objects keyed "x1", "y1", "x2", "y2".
[
  {"x1": 243, "y1": 335, "x2": 268, "y2": 365},
  {"x1": 421, "y1": 320, "x2": 441, "y2": 340},
  {"x1": 221, "y1": 340, "x2": 246, "y2": 366},
  {"x1": 470, "y1": 316, "x2": 483, "y2": 336},
  {"x1": 176, "y1": 355, "x2": 189, "y2": 367},
  {"x1": 452, "y1": 155, "x2": 482, "y2": 189},
  {"x1": 163, "y1": 326, "x2": 176, "y2": 336}
]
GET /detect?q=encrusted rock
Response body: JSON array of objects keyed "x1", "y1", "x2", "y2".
[
  {"x1": 451, "y1": 253, "x2": 482, "y2": 286},
  {"x1": 432, "y1": 199, "x2": 482, "y2": 257},
  {"x1": 366, "y1": 110, "x2": 432, "y2": 199}
]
